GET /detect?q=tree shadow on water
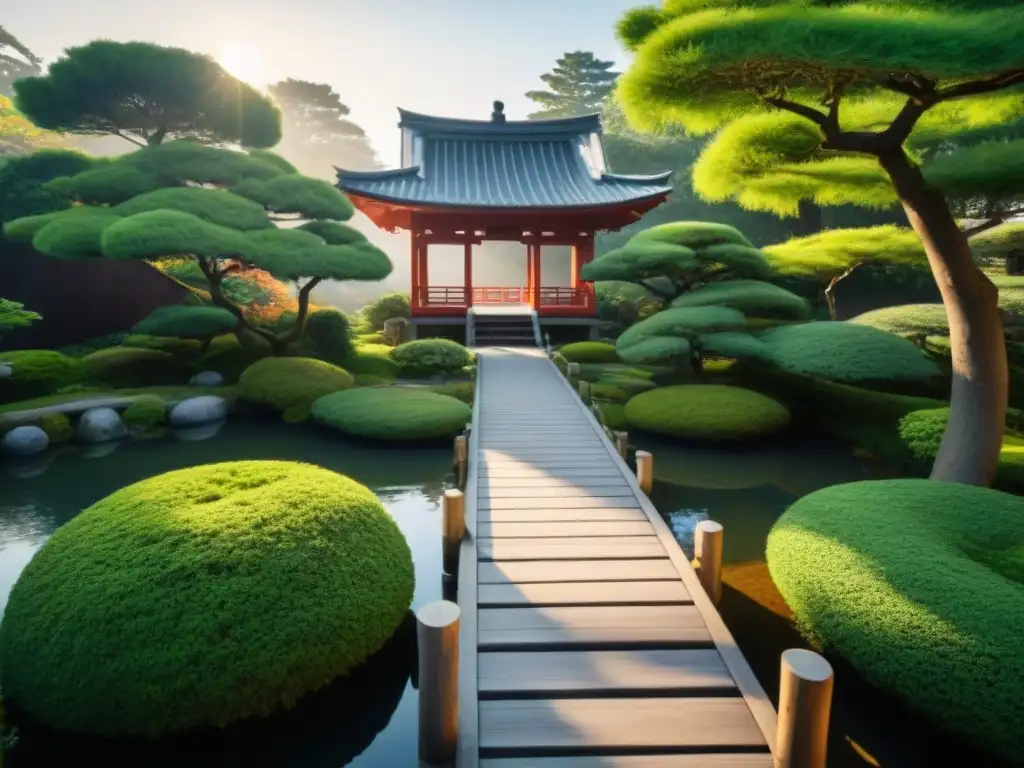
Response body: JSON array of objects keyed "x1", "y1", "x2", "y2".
[{"x1": 7, "y1": 612, "x2": 418, "y2": 768}]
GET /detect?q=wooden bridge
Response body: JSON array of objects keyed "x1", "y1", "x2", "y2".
[{"x1": 452, "y1": 347, "x2": 781, "y2": 767}]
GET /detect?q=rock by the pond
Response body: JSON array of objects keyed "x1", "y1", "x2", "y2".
[
  {"x1": 1, "y1": 426, "x2": 49, "y2": 457},
  {"x1": 0, "y1": 363, "x2": 12, "y2": 380},
  {"x1": 76, "y1": 407, "x2": 127, "y2": 444},
  {"x1": 169, "y1": 396, "x2": 229, "y2": 427},
  {"x1": 189, "y1": 371, "x2": 224, "y2": 387}
]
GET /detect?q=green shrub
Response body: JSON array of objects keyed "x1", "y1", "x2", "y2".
[
  {"x1": 625, "y1": 384, "x2": 790, "y2": 442},
  {"x1": 0, "y1": 350, "x2": 84, "y2": 403},
  {"x1": 302, "y1": 308, "x2": 354, "y2": 364},
  {"x1": 598, "y1": 402, "x2": 628, "y2": 430},
  {"x1": 896, "y1": 408, "x2": 1024, "y2": 494},
  {"x1": 767, "y1": 479, "x2": 1024, "y2": 762},
  {"x1": 122, "y1": 395, "x2": 167, "y2": 430},
  {"x1": 122, "y1": 334, "x2": 205, "y2": 360},
  {"x1": 559, "y1": 341, "x2": 619, "y2": 363},
  {"x1": 56, "y1": 333, "x2": 128, "y2": 358},
  {"x1": 431, "y1": 380, "x2": 475, "y2": 405},
  {"x1": 0, "y1": 460, "x2": 415, "y2": 735},
  {"x1": 616, "y1": 306, "x2": 748, "y2": 365},
  {"x1": 589, "y1": 383, "x2": 633, "y2": 402},
  {"x1": 133, "y1": 305, "x2": 238, "y2": 340},
  {"x1": 239, "y1": 357, "x2": 354, "y2": 415},
  {"x1": 354, "y1": 374, "x2": 393, "y2": 387},
  {"x1": 849, "y1": 304, "x2": 950, "y2": 337},
  {"x1": 37, "y1": 412, "x2": 73, "y2": 444},
  {"x1": 343, "y1": 346, "x2": 398, "y2": 379},
  {"x1": 360, "y1": 292, "x2": 411, "y2": 330},
  {"x1": 391, "y1": 339, "x2": 473, "y2": 377},
  {"x1": 597, "y1": 375, "x2": 657, "y2": 394},
  {"x1": 759, "y1": 322, "x2": 940, "y2": 387},
  {"x1": 199, "y1": 334, "x2": 272, "y2": 382},
  {"x1": 355, "y1": 332, "x2": 385, "y2": 345},
  {"x1": 671, "y1": 279, "x2": 811, "y2": 320},
  {"x1": 312, "y1": 388, "x2": 471, "y2": 442},
  {"x1": 82, "y1": 347, "x2": 185, "y2": 388}
]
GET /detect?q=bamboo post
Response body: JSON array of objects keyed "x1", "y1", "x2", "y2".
[
  {"x1": 614, "y1": 430, "x2": 629, "y2": 459},
  {"x1": 417, "y1": 600, "x2": 460, "y2": 765},
  {"x1": 635, "y1": 450, "x2": 653, "y2": 494},
  {"x1": 694, "y1": 520, "x2": 724, "y2": 605},
  {"x1": 442, "y1": 489, "x2": 465, "y2": 577},
  {"x1": 453, "y1": 435, "x2": 467, "y2": 466},
  {"x1": 775, "y1": 649, "x2": 834, "y2": 768}
]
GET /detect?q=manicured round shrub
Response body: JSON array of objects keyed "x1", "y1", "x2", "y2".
[
  {"x1": 132, "y1": 305, "x2": 238, "y2": 340},
  {"x1": 559, "y1": 341, "x2": 619, "y2": 364},
  {"x1": 0, "y1": 460, "x2": 415, "y2": 736},
  {"x1": 849, "y1": 304, "x2": 949, "y2": 337},
  {"x1": 239, "y1": 357, "x2": 354, "y2": 415},
  {"x1": 589, "y1": 383, "x2": 633, "y2": 402},
  {"x1": 122, "y1": 395, "x2": 167, "y2": 430},
  {"x1": 897, "y1": 407, "x2": 1024, "y2": 494},
  {"x1": 597, "y1": 374, "x2": 657, "y2": 394},
  {"x1": 766, "y1": 479, "x2": 1024, "y2": 761},
  {"x1": 431, "y1": 380, "x2": 475, "y2": 404},
  {"x1": 0, "y1": 350, "x2": 83, "y2": 403},
  {"x1": 598, "y1": 403, "x2": 628, "y2": 431},
  {"x1": 312, "y1": 387, "x2": 471, "y2": 442},
  {"x1": 303, "y1": 308, "x2": 355, "y2": 364},
  {"x1": 625, "y1": 385, "x2": 790, "y2": 442},
  {"x1": 82, "y1": 347, "x2": 185, "y2": 388},
  {"x1": 360, "y1": 292, "x2": 410, "y2": 331},
  {"x1": 390, "y1": 339, "x2": 473, "y2": 377},
  {"x1": 37, "y1": 412, "x2": 73, "y2": 444},
  {"x1": 760, "y1": 322, "x2": 940, "y2": 386}
]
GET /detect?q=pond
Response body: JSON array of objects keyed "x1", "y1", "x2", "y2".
[
  {"x1": 0, "y1": 420, "x2": 455, "y2": 767},
  {"x1": 641, "y1": 433, "x2": 1011, "y2": 768}
]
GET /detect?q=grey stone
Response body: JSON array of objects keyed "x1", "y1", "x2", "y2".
[
  {"x1": 189, "y1": 370, "x2": 225, "y2": 387},
  {"x1": 169, "y1": 396, "x2": 228, "y2": 427},
  {"x1": 76, "y1": 407, "x2": 127, "y2": 444},
  {"x1": 0, "y1": 363, "x2": 12, "y2": 380},
  {"x1": 1, "y1": 426, "x2": 49, "y2": 456}
]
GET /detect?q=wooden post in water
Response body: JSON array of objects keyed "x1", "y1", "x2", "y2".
[
  {"x1": 635, "y1": 450, "x2": 653, "y2": 494},
  {"x1": 614, "y1": 431, "x2": 629, "y2": 459},
  {"x1": 775, "y1": 649, "x2": 834, "y2": 768},
  {"x1": 453, "y1": 435, "x2": 467, "y2": 466},
  {"x1": 417, "y1": 600, "x2": 460, "y2": 766},
  {"x1": 694, "y1": 520, "x2": 724, "y2": 605},
  {"x1": 442, "y1": 489, "x2": 465, "y2": 577}
]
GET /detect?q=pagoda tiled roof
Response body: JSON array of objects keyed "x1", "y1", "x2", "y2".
[{"x1": 335, "y1": 108, "x2": 672, "y2": 210}]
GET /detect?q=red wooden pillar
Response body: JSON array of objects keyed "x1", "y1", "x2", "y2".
[
  {"x1": 464, "y1": 242, "x2": 473, "y2": 307},
  {"x1": 418, "y1": 244, "x2": 429, "y2": 306},
  {"x1": 575, "y1": 234, "x2": 596, "y2": 311},
  {"x1": 410, "y1": 231, "x2": 422, "y2": 312},
  {"x1": 530, "y1": 244, "x2": 542, "y2": 309}
]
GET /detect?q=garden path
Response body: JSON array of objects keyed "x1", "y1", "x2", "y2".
[{"x1": 458, "y1": 347, "x2": 778, "y2": 766}]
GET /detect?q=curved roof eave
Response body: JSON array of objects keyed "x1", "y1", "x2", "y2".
[
  {"x1": 397, "y1": 107, "x2": 603, "y2": 136},
  {"x1": 340, "y1": 187, "x2": 672, "y2": 211}
]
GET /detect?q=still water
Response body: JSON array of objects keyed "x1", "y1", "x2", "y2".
[
  {"x1": 641, "y1": 434, "x2": 1010, "y2": 768},
  {"x1": 0, "y1": 420, "x2": 454, "y2": 767}
]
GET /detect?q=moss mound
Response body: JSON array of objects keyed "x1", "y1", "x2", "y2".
[
  {"x1": 760, "y1": 321, "x2": 940, "y2": 386},
  {"x1": 670, "y1": 279, "x2": 811, "y2": 320},
  {"x1": 559, "y1": 341, "x2": 619, "y2": 364},
  {"x1": 199, "y1": 334, "x2": 272, "y2": 382},
  {"x1": 239, "y1": 357, "x2": 354, "y2": 415},
  {"x1": 767, "y1": 479, "x2": 1024, "y2": 761},
  {"x1": 0, "y1": 350, "x2": 83, "y2": 403},
  {"x1": 624, "y1": 384, "x2": 790, "y2": 442},
  {"x1": 312, "y1": 387, "x2": 471, "y2": 442},
  {"x1": 82, "y1": 347, "x2": 185, "y2": 388},
  {"x1": 849, "y1": 304, "x2": 950, "y2": 337},
  {"x1": 37, "y1": 412, "x2": 74, "y2": 444},
  {"x1": 0, "y1": 460, "x2": 415, "y2": 736},
  {"x1": 390, "y1": 339, "x2": 473, "y2": 377},
  {"x1": 897, "y1": 408, "x2": 1024, "y2": 494},
  {"x1": 122, "y1": 395, "x2": 167, "y2": 430},
  {"x1": 344, "y1": 344, "x2": 398, "y2": 379}
]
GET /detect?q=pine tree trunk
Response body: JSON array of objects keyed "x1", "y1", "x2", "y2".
[{"x1": 879, "y1": 150, "x2": 1008, "y2": 487}]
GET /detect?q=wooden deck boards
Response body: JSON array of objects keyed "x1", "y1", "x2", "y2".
[{"x1": 459, "y1": 348, "x2": 775, "y2": 767}]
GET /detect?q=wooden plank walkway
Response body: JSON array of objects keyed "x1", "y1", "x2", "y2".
[{"x1": 457, "y1": 347, "x2": 777, "y2": 767}]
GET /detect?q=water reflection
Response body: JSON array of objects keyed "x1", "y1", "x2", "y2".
[
  {"x1": 171, "y1": 419, "x2": 227, "y2": 442},
  {"x1": 0, "y1": 421, "x2": 453, "y2": 767}
]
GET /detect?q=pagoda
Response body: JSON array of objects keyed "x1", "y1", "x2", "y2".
[{"x1": 335, "y1": 101, "x2": 671, "y2": 343}]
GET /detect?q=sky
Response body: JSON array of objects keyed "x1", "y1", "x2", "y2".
[{"x1": 5, "y1": 0, "x2": 638, "y2": 167}]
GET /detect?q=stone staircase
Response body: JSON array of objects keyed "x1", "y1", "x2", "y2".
[{"x1": 472, "y1": 312, "x2": 538, "y2": 347}]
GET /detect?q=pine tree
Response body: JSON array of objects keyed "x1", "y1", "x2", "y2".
[{"x1": 525, "y1": 51, "x2": 618, "y2": 119}]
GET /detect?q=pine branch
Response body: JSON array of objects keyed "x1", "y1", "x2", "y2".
[
  {"x1": 761, "y1": 95, "x2": 828, "y2": 127},
  {"x1": 937, "y1": 71, "x2": 1024, "y2": 102}
]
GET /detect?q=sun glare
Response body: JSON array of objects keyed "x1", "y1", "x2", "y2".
[{"x1": 217, "y1": 42, "x2": 266, "y2": 88}]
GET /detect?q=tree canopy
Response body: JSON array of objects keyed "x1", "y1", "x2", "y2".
[
  {"x1": 525, "y1": 51, "x2": 618, "y2": 119},
  {"x1": 0, "y1": 148, "x2": 97, "y2": 223},
  {"x1": 13, "y1": 41, "x2": 282, "y2": 148},
  {"x1": 615, "y1": 0, "x2": 1024, "y2": 486},
  {"x1": 133, "y1": 305, "x2": 238, "y2": 342},
  {"x1": 3, "y1": 141, "x2": 391, "y2": 352},
  {"x1": 0, "y1": 298, "x2": 40, "y2": 337},
  {"x1": 268, "y1": 79, "x2": 380, "y2": 177}
]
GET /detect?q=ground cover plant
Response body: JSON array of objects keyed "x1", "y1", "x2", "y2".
[
  {"x1": 312, "y1": 388, "x2": 471, "y2": 442},
  {"x1": 390, "y1": 339, "x2": 473, "y2": 378},
  {"x1": 624, "y1": 384, "x2": 790, "y2": 442},
  {"x1": 0, "y1": 460, "x2": 415, "y2": 735},
  {"x1": 767, "y1": 479, "x2": 1024, "y2": 761},
  {"x1": 238, "y1": 357, "x2": 353, "y2": 421}
]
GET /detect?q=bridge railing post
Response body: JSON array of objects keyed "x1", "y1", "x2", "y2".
[
  {"x1": 635, "y1": 450, "x2": 653, "y2": 494},
  {"x1": 417, "y1": 600, "x2": 460, "y2": 766},
  {"x1": 775, "y1": 649, "x2": 834, "y2": 768},
  {"x1": 453, "y1": 435, "x2": 467, "y2": 466},
  {"x1": 694, "y1": 520, "x2": 723, "y2": 604},
  {"x1": 442, "y1": 489, "x2": 465, "y2": 577},
  {"x1": 614, "y1": 430, "x2": 629, "y2": 459}
]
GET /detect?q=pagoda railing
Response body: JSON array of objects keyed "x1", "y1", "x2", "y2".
[
  {"x1": 414, "y1": 285, "x2": 594, "y2": 315},
  {"x1": 473, "y1": 286, "x2": 528, "y2": 304}
]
